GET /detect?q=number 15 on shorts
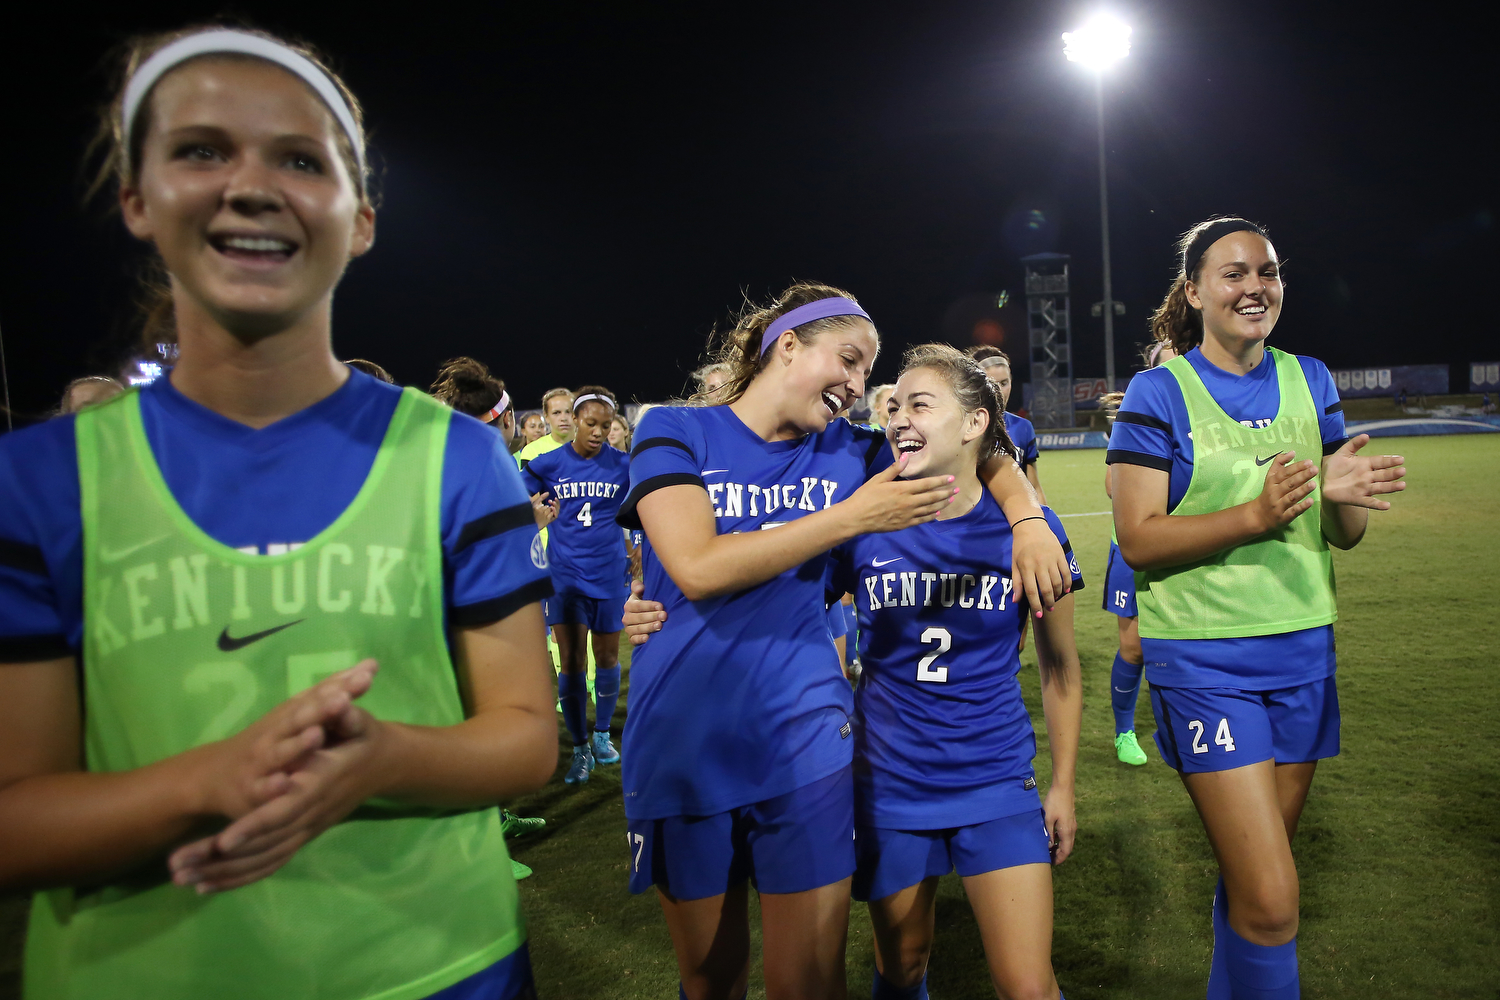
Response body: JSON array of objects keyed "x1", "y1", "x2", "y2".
[{"x1": 1188, "y1": 717, "x2": 1236, "y2": 754}]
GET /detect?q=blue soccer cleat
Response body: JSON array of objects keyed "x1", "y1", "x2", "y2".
[
  {"x1": 591, "y1": 730, "x2": 620, "y2": 765},
  {"x1": 564, "y1": 744, "x2": 595, "y2": 785}
]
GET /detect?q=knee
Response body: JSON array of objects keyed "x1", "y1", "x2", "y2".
[
  {"x1": 880, "y1": 944, "x2": 931, "y2": 989},
  {"x1": 1118, "y1": 628, "x2": 1143, "y2": 665},
  {"x1": 1229, "y1": 883, "x2": 1300, "y2": 945}
]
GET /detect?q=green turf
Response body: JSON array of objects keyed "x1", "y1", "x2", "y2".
[{"x1": 3, "y1": 435, "x2": 1496, "y2": 999}]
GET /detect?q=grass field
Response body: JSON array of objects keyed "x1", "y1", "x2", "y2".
[{"x1": 3, "y1": 434, "x2": 1496, "y2": 999}]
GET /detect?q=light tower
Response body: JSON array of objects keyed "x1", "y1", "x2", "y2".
[
  {"x1": 1063, "y1": 14, "x2": 1132, "y2": 391},
  {"x1": 1023, "y1": 252, "x2": 1074, "y2": 430}
]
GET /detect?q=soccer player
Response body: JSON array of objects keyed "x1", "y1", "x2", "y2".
[
  {"x1": 1110, "y1": 217, "x2": 1405, "y2": 999},
  {"x1": 523, "y1": 386, "x2": 631, "y2": 784},
  {"x1": 865, "y1": 384, "x2": 896, "y2": 429},
  {"x1": 0, "y1": 27, "x2": 556, "y2": 999},
  {"x1": 521, "y1": 411, "x2": 547, "y2": 445},
  {"x1": 609, "y1": 412, "x2": 633, "y2": 451},
  {"x1": 616, "y1": 282, "x2": 1072, "y2": 1000},
  {"x1": 518, "y1": 387, "x2": 575, "y2": 464},
  {"x1": 691, "y1": 361, "x2": 733, "y2": 402},
  {"x1": 1099, "y1": 339, "x2": 1175, "y2": 766},
  {"x1": 835, "y1": 344, "x2": 1083, "y2": 1000},
  {"x1": 970, "y1": 346, "x2": 1044, "y2": 504}
]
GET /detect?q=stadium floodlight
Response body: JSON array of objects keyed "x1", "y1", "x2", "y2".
[
  {"x1": 1062, "y1": 15, "x2": 1132, "y2": 71},
  {"x1": 1062, "y1": 14, "x2": 1132, "y2": 390}
]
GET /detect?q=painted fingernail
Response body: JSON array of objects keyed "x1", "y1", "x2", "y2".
[{"x1": 948, "y1": 476, "x2": 955, "y2": 483}]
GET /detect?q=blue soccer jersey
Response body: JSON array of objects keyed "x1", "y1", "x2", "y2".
[
  {"x1": 831, "y1": 500, "x2": 1083, "y2": 830},
  {"x1": 1004, "y1": 411, "x2": 1039, "y2": 468},
  {"x1": 1106, "y1": 346, "x2": 1346, "y2": 690},
  {"x1": 0, "y1": 371, "x2": 551, "y2": 661},
  {"x1": 521, "y1": 443, "x2": 630, "y2": 599},
  {"x1": 615, "y1": 404, "x2": 890, "y2": 820}
]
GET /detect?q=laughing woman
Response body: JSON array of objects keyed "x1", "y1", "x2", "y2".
[
  {"x1": 0, "y1": 27, "x2": 555, "y2": 1000},
  {"x1": 1110, "y1": 217, "x2": 1406, "y2": 999}
]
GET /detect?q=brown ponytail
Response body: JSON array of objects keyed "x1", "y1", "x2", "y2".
[
  {"x1": 430, "y1": 357, "x2": 508, "y2": 420},
  {"x1": 700, "y1": 281, "x2": 870, "y2": 406}
]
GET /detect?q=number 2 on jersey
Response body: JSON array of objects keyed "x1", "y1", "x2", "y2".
[
  {"x1": 917, "y1": 626, "x2": 951, "y2": 683},
  {"x1": 577, "y1": 502, "x2": 592, "y2": 527}
]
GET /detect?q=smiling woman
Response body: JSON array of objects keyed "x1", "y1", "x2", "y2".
[{"x1": 0, "y1": 25, "x2": 557, "y2": 1000}]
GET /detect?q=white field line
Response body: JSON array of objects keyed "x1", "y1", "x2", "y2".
[{"x1": 1056, "y1": 511, "x2": 1111, "y2": 517}]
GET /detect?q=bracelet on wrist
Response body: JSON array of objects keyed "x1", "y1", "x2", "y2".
[{"x1": 1010, "y1": 515, "x2": 1047, "y2": 528}]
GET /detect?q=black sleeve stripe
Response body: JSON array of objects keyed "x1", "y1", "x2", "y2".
[
  {"x1": 863, "y1": 434, "x2": 888, "y2": 470},
  {"x1": 1106, "y1": 449, "x2": 1173, "y2": 472},
  {"x1": 1061, "y1": 541, "x2": 1074, "y2": 556},
  {"x1": 454, "y1": 502, "x2": 536, "y2": 555},
  {"x1": 630, "y1": 437, "x2": 695, "y2": 459},
  {"x1": 0, "y1": 633, "x2": 73, "y2": 663},
  {"x1": 615, "y1": 473, "x2": 706, "y2": 530},
  {"x1": 1324, "y1": 401, "x2": 1344, "y2": 414},
  {"x1": 0, "y1": 539, "x2": 48, "y2": 578},
  {"x1": 518, "y1": 459, "x2": 530, "y2": 474},
  {"x1": 449, "y1": 578, "x2": 554, "y2": 629},
  {"x1": 1114, "y1": 410, "x2": 1173, "y2": 433},
  {"x1": 1323, "y1": 438, "x2": 1348, "y2": 456}
]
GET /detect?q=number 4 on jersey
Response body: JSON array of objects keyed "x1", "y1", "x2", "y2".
[{"x1": 577, "y1": 502, "x2": 592, "y2": 527}]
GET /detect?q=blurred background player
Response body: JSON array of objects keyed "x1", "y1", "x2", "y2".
[
  {"x1": 519, "y1": 387, "x2": 574, "y2": 465},
  {"x1": 55, "y1": 375, "x2": 125, "y2": 416},
  {"x1": 864, "y1": 383, "x2": 895, "y2": 429},
  {"x1": 835, "y1": 344, "x2": 1082, "y2": 1000},
  {"x1": 522, "y1": 386, "x2": 631, "y2": 784},
  {"x1": 608, "y1": 411, "x2": 633, "y2": 451},
  {"x1": 343, "y1": 357, "x2": 393, "y2": 383},
  {"x1": 1111, "y1": 217, "x2": 1405, "y2": 1000},
  {"x1": 521, "y1": 410, "x2": 548, "y2": 446},
  {"x1": 691, "y1": 361, "x2": 732, "y2": 403},
  {"x1": 1098, "y1": 338, "x2": 1175, "y2": 766},
  {"x1": 970, "y1": 346, "x2": 1043, "y2": 504}
]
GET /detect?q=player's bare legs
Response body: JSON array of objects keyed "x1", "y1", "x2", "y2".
[
  {"x1": 1182, "y1": 760, "x2": 1299, "y2": 946},
  {"x1": 760, "y1": 878, "x2": 852, "y2": 1000},
  {"x1": 1274, "y1": 760, "x2": 1317, "y2": 841},
  {"x1": 657, "y1": 884, "x2": 751, "y2": 1000},
  {"x1": 867, "y1": 877, "x2": 940, "y2": 988},
  {"x1": 964, "y1": 863, "x2": 1059, "y2": 1000}
]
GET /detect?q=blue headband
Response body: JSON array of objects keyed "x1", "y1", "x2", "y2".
[{"x1": 759, "y1": 297, "x2": 872, "y2": 356}]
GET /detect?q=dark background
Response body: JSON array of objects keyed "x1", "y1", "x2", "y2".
[{"x1": 1, "y1": 1, "x2": 1494, "y2": 419}]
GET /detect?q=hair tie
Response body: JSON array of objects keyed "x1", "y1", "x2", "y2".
[
  {"x1": 483, "y1": 390, "x2": 511, "y2": 424},
  {"x1": 759, "y1": 297, "x2": 872, "y2": 356},
  {"x1": 1181, "y1": 219, "x2": 1266, "y2": 280},
  {"x1": 572, "y1": 392, "x2": 615, "y2": 413},
  {"x1": 1010, "y1": 515, "x2": 1048, "y2": 528},
  {"x1": 123, "y1": 29, "x2": 365, "y2": 180},
  {"x1": 1146, "y1": 341, "x2": 1165, "y2": 368}
]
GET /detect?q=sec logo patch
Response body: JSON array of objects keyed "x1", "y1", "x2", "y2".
[{"x1": 531, "y1": 533, "x2": 549, "y2": 569}]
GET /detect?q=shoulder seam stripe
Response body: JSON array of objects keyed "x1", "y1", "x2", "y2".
[
  {"x1": 1114, "y1": 410, "x2": 1173, "y2": 433},
  {"x1": 450, "y1": 579, "x2": 555, "y2": 629},
  {"x1": 1106, "y1": 449, "x2": 1173, "y2": 473},
  {"x1": 0, "y1": 539, "x2": 48, "y2": 578},
  {"x1": 615, "y1": 473, "x2": 705, "y2": 530},
  {"x1": 455, "y1": 502, "x2": 536, "y2": 554},
  {"x1": 630, "y1": 436, "x2": 695, "y2": 459},
  {"x1": 0, "y1": 632, "x2": 73, "y2": 664}
]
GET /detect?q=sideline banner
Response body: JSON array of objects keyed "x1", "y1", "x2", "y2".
[
  {"x1": 1469, "y1": 363, "x2": 1500, "y2": 391},
  {"x1": 1037, "y1": 430, "x2": 1110, "y2": 450},
  {"x1": 1331, "y1": 364, "x2": 1447, "y2": 398},
  {"x1": 1347, "y1": 417, "x2": 1500, "y2": 439}
]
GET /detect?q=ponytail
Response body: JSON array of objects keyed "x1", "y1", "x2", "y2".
[{"x1": 430, "y1": 357, "x2": 508, "y2": 421}]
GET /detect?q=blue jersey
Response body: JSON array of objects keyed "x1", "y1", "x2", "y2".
[
  {"x1": 1107, "y1": 346, "x2": 1346, "y2": 690},
  {"x1": 1004, "y1": 412, "x2": 1039, "y2": 468},
  {"x1": 616, "y1": 405, "x2": 891, "y2": 819},
  {"x1": 0, "y1": 372, "x2": 551, "y2": 662},
  {"x1": 522, "y1": 443, "x2": 630, "y2": 599},
  {"x1": 832, "y1": 500, "x2": 1083, "y2": 829}
]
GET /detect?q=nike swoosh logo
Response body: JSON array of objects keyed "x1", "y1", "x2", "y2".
[
  {"x1": 1254, "y1": 453, "x2": 1282, "y2": 466},
  {"x1": 701, "y1": 469, "x2": 729, "y2": 475},
  {"x1": 217, "y1": 620, "x2": 304, "y2": 652},
  {"x1": 872, "y1": 556, "x2": 903, "y2": 567},
  {"x1": 99, "y1": 535, "x2": 169, "y2": 563},
  {"x1": 1113, "y1": 686, "x2": 1136, "y2": 693}
]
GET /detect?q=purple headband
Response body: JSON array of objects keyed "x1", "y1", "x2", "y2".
[{"x1": 759, "y1": 297, "x2": 872, "y2": 356}]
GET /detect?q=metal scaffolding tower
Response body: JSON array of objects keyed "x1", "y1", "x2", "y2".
[{"x1": 1022, "y1": 253, "x2": 1075, "y2": 430}]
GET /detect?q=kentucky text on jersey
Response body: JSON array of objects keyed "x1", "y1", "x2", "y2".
[
  {"x1": 549, "y1": 481, "x2": 623, "y2": 499},
  {"x1": 705, "y1": 477, "x2": 840, "y2": 518},
  {"x1": 860, "y1": 568, "x2": 1013, "y2": 613}
]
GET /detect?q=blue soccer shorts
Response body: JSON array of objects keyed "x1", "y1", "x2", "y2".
[
  {"x1": 1102, "y1": 540, "x2": 1137, "y2": 619},
  {"x1": 544, "y1": 586, "x2": 626, "y2": 633},
  {"x1": 1150, "y1": 677, "x2": 1340, "y2": 774},
  {"x1": 852, "y1": 808, "x2": 1052, "y2": 902},
  {"x1": 625, "y1": 766, "x2": 855, "y2": 900}
]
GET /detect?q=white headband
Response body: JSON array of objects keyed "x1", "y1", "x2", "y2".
[
  {"x1": 483, "y1": 390, "x2": 512, "y2": 424},
  {"x1": 123, "y1": 29, "x2": 366, "y2": 180},
  {"x1": 978, "y1": 356, "x2": 1010, "y2": 370},
  {"x1": 572, "y1": 393, "x2": 614, "y2": 413}
]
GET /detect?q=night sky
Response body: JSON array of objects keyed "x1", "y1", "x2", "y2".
[{"x1": 2, "y1": 2, "x2": 1494, "y2": 421}]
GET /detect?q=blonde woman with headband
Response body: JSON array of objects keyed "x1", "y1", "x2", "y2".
[{"x1": 0, "y1": 26, "x2": 555, "y2": 999}]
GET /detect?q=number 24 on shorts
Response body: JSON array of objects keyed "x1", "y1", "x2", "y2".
[{"x1": 1187, "y1": 717, "x2": 1236, "y2": 754}]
